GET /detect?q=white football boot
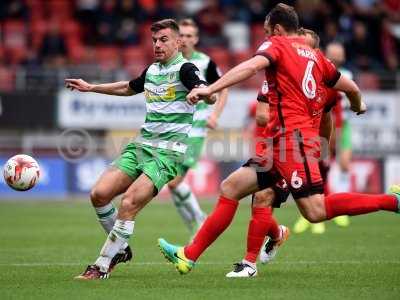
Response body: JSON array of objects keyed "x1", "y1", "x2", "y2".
[
  {"x1": 260, "y1": 225, "x2": 290, "y2": 264},
  {"x1": 226, "y1": 262, "x2": 257, "y2": 278}
]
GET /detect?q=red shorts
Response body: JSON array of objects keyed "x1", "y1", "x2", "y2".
[
  {"x1": 251, "y1": 129, "x2": 324, "y2": 199},
  {"x1": 272, "y1": 129, "x2": 324, "y2": 199}
]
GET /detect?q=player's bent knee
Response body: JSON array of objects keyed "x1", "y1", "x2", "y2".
[
  {"x1": 220, "y1": 178, "x2": 237, "y2": 198},
  {"x1": 90, "y1": 187, "x2": 112, "y2": 206},
  {"x1": 253, "y1": 189, "x2": 274, "y2": 207}
]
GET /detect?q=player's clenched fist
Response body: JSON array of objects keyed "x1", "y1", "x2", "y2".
[
  {"x1": 65, "y1": 78, "x2": 93, "y2": 92},
  {"x1": 187, "y1": 86, "x2": 212, "y2": 105},
  {"x1": 351, "y1": 101, "x2": 367, "y2": 115}
]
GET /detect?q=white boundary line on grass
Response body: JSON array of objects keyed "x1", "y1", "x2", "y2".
[{"x1": 0, "y1": 261, "x2": 399, "y2": 267}]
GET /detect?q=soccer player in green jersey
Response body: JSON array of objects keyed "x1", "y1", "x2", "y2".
[
  {"x1": 167, "y1": 19, "x2": 228, "y2": 238},
  {"x1": 65, "y1": 19, "x2": 216, "y2": 280}
]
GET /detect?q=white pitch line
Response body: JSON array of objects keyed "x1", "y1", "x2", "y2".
[{"x1": 0, "y1": 261, "x2": 399, "y2": 267}]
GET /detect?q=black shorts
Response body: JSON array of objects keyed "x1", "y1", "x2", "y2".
[{"x1": 243, "y1": 158, "x2": 290, "y2": 208}]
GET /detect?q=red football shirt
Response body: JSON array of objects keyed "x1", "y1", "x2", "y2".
[{"x1": 255, "y1": 36, "x2": 340, "y2": 137}]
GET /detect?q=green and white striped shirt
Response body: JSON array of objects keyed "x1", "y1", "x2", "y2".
[
  {"x1": 129, "y1": 52, "x2": 206, "y2": 153},
  {"x1": 188, "y1": 51, "x2": 221, "y2": 138}
]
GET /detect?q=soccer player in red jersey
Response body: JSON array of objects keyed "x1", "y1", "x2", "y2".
[{"x1": 158, "y1": 3, "x2": 399, "y2": 276}]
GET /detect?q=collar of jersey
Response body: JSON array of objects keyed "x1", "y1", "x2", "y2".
[{"x1": 161, "y1": 52, "x2": 183, "y2": 67}]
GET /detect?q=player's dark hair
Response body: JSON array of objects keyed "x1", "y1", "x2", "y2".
[
  {"x1": 179, "y1": 18, "x2": 199, "y2": 35},
  {"x1": 151, "y1": 19, "x2": 179, "y2": 34},
  {"x1": 298, "y1": 27, "x2": 320, "y2": 48},
  {"x1": 266, "y1": 3, "x2": 299, "y2": 33}
]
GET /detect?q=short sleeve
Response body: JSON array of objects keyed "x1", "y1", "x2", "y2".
[
  {"x1": 180, "y1": 62, "x2": 208, "y2": 90},
  {"x1": 205, "y1": 59, "x2": 222, "y2": 84},
  {"x1": 128, "y1": 67, "x2": 149, "y2": 93},
  {"x1": 321, "y1": 54, "x2": 341, "y2": 88},
  {"x1": 254, "y1": 39, "x2": 280, "y2": 65}
]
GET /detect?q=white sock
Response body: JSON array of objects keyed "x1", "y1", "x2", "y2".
[
  {"x1": 95, "y1": 219, "x2": 134, "y2": 272},
  {"x1": 94, "y1": 203, "x2": 128, "y2": 251},
  {"x1": 171, "y1": 187, "x2": 194, "y2": 231},
  {"x1": 175, "y1": 182, "x2": 206, "y2": 224},
  {"x1": 242, "y1": 259, "x2": 257, "y2": 270}
]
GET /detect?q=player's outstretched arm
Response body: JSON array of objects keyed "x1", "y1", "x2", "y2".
[
  {"x1": 209, "y1": 56, "x2": 270, "y2": 94},
  {"x1": 333, "y1": 75, "x2": 366, "y2": 115},
  {"x1": 187, "y1": 56, "x2": 270, "y2": 103},
  {"x1": 65, "y1": 79, "x2": 135, "y2": 96}
]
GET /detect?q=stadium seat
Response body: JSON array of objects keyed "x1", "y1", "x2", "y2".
[
  {"x1": 66, "y1": 38, "x2": 86, "y2": 64},
  {"x1": 30, "y1": 20, "x2": 47, "y2": 50},
  {"x1": 60, "y1": 20, "x2": 82, "y2": 40},
  {"x1": 205, "y1": 47, "x2": 231, "y2": 73},
  {"x1": 47, "y1": 0, "x2": 72, "y2": 21},
  {"x1": 251, "y1": 24, "x2": 266, "y2": 51},
  {"x1": 25, "y1": 0, "x2": 44, "y2": 21},
  {"x1": 139, "y1": 22, "x2": 154, "y2": 57},
  {"x1": 122, "y1": 46, "x2": 148, "y2": 76},
  {"x1": 95, "y1": 46, "x2": 121, "y2": 70},
  {"x1": 232, "y1": 50, "x2": 252, "y2": 65},
  {"x1": 3, "y1": 21, "x2": 28, "y2": 64}
]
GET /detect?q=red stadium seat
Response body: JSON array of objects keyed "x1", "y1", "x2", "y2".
[
  {"x1": 3, "y1": 21, "x2": 28, "y2": 64},
  {"x1": 61, "y1": 20, "x2": 82, "y2": 40},
  {"x1": 95, "y1": 46, "x2": 121, "y2": 70},
  {"x1": 205, "y1": 47, "x2": 231, "y2": 73},
  {"x1": 47, "y1": 0, "x2": 72, "y2": 21},
  {"x1": 251, "y1": 24, "x2": 266, "y2": 52},
  {"x1": 30, "y1": 20, "x2": 47, "y2": 50},
  {"x1": 122, "y1": 46, "x2": 148, "y2": 76},
  {"x1": 232, "y1": 50, "x2": 252, "y2": 65},
  {"x1": 26, "y1": 0, "x2": 44, "y2": 21},
  {"x1": 139, "y1": 22, "x2": 154, "y2": 56},
  {"x1": 66, "y1": 38, "x2": 86, "y2": 64}
]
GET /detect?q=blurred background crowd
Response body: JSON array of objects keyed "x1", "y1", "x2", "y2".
[
  {"x1": 0, "y1": 0, "x2": 399, "y2": 91},
  {"x1": 1, "y1": 0, "x2": 400, "y2": 198}
]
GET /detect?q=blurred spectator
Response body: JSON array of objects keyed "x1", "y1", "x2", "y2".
[
  {"x1": 0, "y1": 0, "x2": 28, "y2": 20},
  {"x1": 381, "y1": 18, "x2": 399, "y2": 71},
  {"x1": 196, "y1": 0, "x2": 228, "y2": 48},
  {"x1": 247, "y1": 0, "x2": 269, "y2": 24},
  {"x1": 320, "y1": 19, "x2": 340, "y2": 47},
  {"x1": 346, "y1": 20, "x2": 380, "y2": 71},
  {"x1": 382, "y1": 0, "x2": 400, "y2": 22},
  {"x1": 75, "y1": 0, "x2": 99, "y2": 44},
  {"x1": 116, "y1": 0, "x2": 141, "y2": 45},
  {"x1": 95, "y1": 0, "x2": 119, "y2": 45},
  {"x1": 0, "y1": 0, "x2": 398, "y2": 78},
  {"x1": 39, "y1": 22, "x2": 68, "y2": 67},
  {"x1": 117, "y1": 19, "x2": 140, "y2": 45}
]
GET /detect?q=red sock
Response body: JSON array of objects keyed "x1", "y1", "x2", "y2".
[
  {"x1": 267, "y1": 208, "x2": 281, "y2": 241},
  {"x1": 184, "y1": 196, "x2": 239, "y2": 261},
  {"x1": 325, "y1": 193, "x2": 398, "y2": 219},
  {"x1": 245, "y1": 207, "x2": 274, "y2": 263}
]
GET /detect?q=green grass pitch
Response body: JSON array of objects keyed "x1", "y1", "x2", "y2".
[{"x1": 0, "y1": 199, "x2": 399, "y2": 300}]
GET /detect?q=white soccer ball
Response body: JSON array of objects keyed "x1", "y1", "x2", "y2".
[{"x1": 3, "y1": 154, "x2": 40, "y2": 191}]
